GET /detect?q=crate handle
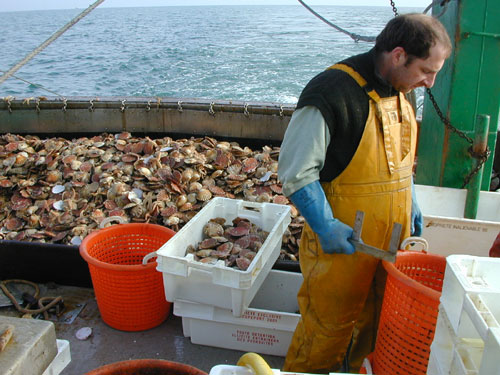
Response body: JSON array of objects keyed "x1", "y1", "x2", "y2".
[
  {"x1": 400, "y1": 236, "x2": 428, "y2": 253},
  {"x1": 239, "y1": 200, "x2": 263, "y2": 213},
  {"x1": 142, "y1": 251, "x2": 157, "y2": 265}
]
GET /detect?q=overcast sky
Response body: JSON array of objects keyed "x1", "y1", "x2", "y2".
[{"x1": 2, "y1": 0, "x2": 429, "y2": 12}]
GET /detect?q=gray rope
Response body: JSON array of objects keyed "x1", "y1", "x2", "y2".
[
  {"x1": 298, "y1": 0, "x2": 376, "y2": 43},
  {"x1": 0, "y1": 0, "x2": 105, "y2": 86}
]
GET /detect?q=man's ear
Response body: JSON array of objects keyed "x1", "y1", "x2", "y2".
[{"x1": 391, "y1": 46, "x2": 407, "y2": 66}]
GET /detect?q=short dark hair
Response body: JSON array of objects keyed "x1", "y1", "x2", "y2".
[{"x1": 375, "y1": 13, "x2": 452, "y2": 60}]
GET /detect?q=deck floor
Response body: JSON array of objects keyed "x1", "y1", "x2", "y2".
[{"x1": 0, "y1": 284, "x2": 286, "y2": 375}]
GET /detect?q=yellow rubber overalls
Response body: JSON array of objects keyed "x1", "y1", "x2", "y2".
[{"x1": 283, "y1": 64, "x2": 417, "y2": 373}]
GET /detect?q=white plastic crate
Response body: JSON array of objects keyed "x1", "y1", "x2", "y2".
[
  {"x1": 174, "y1": 269, "x2": 302, "y2": 356},
  {"x1": 428, "y1": 306, "x2": 484, "y2": 375},
  {"x1": 156, "y1": 197, "x2": 291, "y2": 317},
  {"x1": 440, "y1": 255, "x2": 500, "y2": 339},
  {"x1": 480, "y1": 327, "x2": 500, "y2": 374},
  {"x1": 415, "y1": 184, "x2": 500, "y2": 257}
]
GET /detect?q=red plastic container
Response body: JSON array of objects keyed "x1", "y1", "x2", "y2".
[
  {"x1": 80, "y1": 223, "x2": 175, "y2": 331},
  {"x1": 85, "y1": 359, "x2": 208, "y2": 375},
  {"x1": 370, "y1": 251, "x2": 446, "y2": 375}
]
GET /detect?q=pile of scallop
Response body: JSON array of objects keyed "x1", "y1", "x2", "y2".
[
  {"x1": 187, "y1": 217, "x2": 269, "y2": 270},
  {"x1": 0, "y1": 133, "x2": 303, "y2": 262}
]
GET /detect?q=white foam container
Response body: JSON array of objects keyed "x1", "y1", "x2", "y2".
[
  {"x1": 415, "y1": 184, "x2": 500, "y2": 257},
  {"x1": 174, "y1": 269, "x2": 302, "y2": 356},
  {"x1": 156, "y1": 197, "x2": 291, "y2": 317},
  {"x1": 440, "y1": 255, "x2": 500, "y2": 338}
]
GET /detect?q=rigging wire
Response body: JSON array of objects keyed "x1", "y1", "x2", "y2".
[
  {"x1": 297, "y1": 0, "x2": 376, "y2": 43},
  {"x1": 0, "y1": 70, "x2": 64, "y2": 98},
  {"x1": 0, "y1": 0, "x2": 105, "y2": 87},
  {"x1": 423, "y1": 0, "x2": 452, "y2": 18}
]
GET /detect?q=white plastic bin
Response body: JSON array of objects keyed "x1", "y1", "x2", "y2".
[
  {"x1": 480, "y1": 327, "x2": 500, "y2": 375},
  {"x1": 429, "y1": 306, "x2": 484, "y2": 375},
  {"x1": 440, "y1": 255, "x2": 500, "y2": 338},
  {"x1": 428, "y1": 255, "x2": 500, "y2": 375},
  {"x1": 415, "y1": 184, "x2": 500, "y2": 257},
  {"x1": 174, "y1": 269, "x2": 302, "y2": 356},
  {"x1": 156, "y1": 197, "x2": 291, "y2": 316}
]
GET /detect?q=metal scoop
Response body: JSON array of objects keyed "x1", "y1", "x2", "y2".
[{"x1": 350, "y1": 210, "x2": 402, "y2": 263}]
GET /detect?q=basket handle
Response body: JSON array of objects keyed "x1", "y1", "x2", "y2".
[
  {"x1": 99, "y1": 216, "x2": 127, "y2": 228},
  {"x1": 400, "y1": 236, "x2": 429, "y2": 253}
]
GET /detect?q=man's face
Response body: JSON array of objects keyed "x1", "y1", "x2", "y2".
[{"x1": 390, "y1": 44, "x2": 449, "y2": 93}]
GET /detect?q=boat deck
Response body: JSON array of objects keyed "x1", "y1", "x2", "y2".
[{"x1": 0, "y1": 283, "x2": 286, "y2": 375}]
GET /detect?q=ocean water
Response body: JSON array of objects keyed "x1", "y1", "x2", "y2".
[{"x1": 0, "y1": 5, "x2": 423, "y2": 104}]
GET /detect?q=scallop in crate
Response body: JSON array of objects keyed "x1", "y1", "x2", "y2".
[{"x1": 155, "y1": 197, "x2": 291, "y2": 317}]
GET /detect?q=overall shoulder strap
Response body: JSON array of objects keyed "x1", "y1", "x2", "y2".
[{"x1": 328, "y1": 63, "x2": 381, "y2": 103}]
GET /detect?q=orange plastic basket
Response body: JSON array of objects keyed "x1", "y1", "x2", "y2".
[
  {"x1": 371, "y1": 251, "x2": 446, "y2": 375},
  {"x1": 80, "y1": 223, "x2": 176, "y2": 331},
  {"x1": 85, "y1": 359, "x2": 208, "y2": 375}
]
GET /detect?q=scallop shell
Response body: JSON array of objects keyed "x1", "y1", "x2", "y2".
[
  {"x1": 70, "y1": 160, "x2": 82, "y2": 171},
  {"x1": 199, "y1": 238, "x2": 218, "y2": 249},
  {"x1": 242, "y1": 157, "x2": 258, "y2": 173},
  {"x1": 208, "y1": 185, "x2": 226, "y2": 196},
  {"x1": 196, "y1": 188, "x2": 212, "y2": 202},
  {"x1": 203, "y1": 221, "x2": 224, "y2": 237},
  {"x1": 122, "y1": 153, "x2": 139, "y2": 163},
  {"x1": 187, "y1": 192, "x2": 198, "y2": 204},
  {"x1": 176, "y1": 194, "x2": 188, "y2": 207},
  {"x1": 62, "y1": 154, "x2": 77, "y2": 165},
  {"x1": 196, "y1": 249, "x2": 213, "y2": 258},
  {"x1": 5, "y1": 218, "x2": 24, "y2": 231},
  {"x1": 14, "y1": 151, "x2": 29, "y2": 167},
  {"x1": 164, "y1": 215, "x2": 180, "y2": 226},
  {"x1": 53, "y1": 200, "x2": 64, "y2": 211},
  {"x1": 52, "y1": 185, "x2": 65, "y2": 194},
  {"x1": 226, "y1": 226, "x2": 250, "y2": 237},
  {"x1": 179, "y1": 202, "x2": 193, "y2": 212},
  {"x1": 181, "y1": 168, "x2": 194, "y2": 182},
  {"x1": 0, "y1": 179, "x2": 13, "y2": 188},
  {"x1": 46, "y1": 170, "x2": 62, "y2": 183},
  {"x1": 236, "y1": 257, "x2": 251, "y2": 271},
  {"x1": 188, "y1": 182, "x2": 203, "y2": 192}
]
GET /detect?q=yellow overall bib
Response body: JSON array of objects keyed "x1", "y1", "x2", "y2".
[{"x1": 283, "y1": 64, "x2": 417, "y2": 373}]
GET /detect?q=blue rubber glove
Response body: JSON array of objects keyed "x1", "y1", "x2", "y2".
[
  {"x1": 411, "y1": 177, "x2": 423, "y2": 236},
  {"x1": 290, "y1": 180, "x2": 355, "y2": 254}
]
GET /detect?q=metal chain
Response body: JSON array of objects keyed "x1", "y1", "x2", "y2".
[
  {"x1": 425, "y1": 89, "x2": 473, "y2": 144},
  {"x1": 463, "y1": 147, "x2": 492, "y2": 188},
  {"x1": 426, "y1": 88, "x2": 491, "y2": 188},
  {"x1": 390, "y1": 0, "x2": 399, "y2": 16}
]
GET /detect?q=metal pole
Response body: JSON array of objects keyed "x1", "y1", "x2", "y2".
[{"x1": 464, "y1": 114, "x2": 490, "y2": 219}]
